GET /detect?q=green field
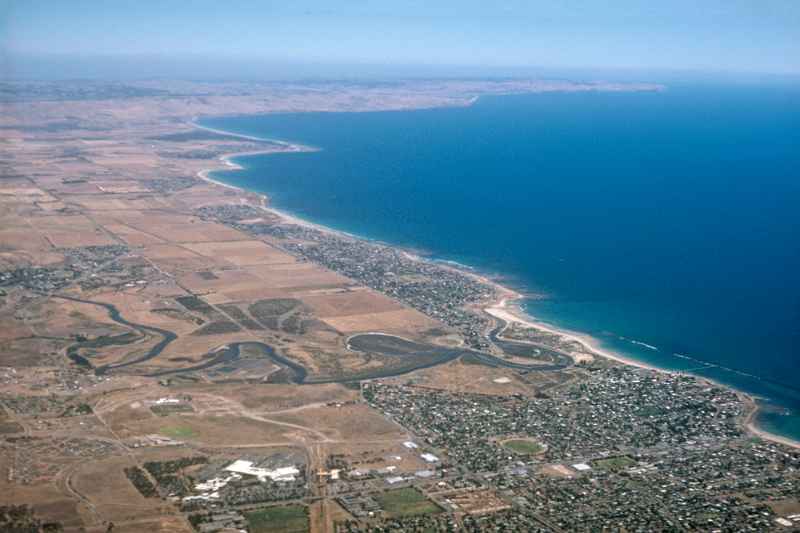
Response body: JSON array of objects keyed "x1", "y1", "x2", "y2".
[
  {"x1": 593, "y1": 456, "x2": 637, "y2": 471},
  {"x1": 502, "y1": 439, "x2": 544, "y2": 455},
  {"x1": 245, "y1": 505, "x2": 309, "y2": 533},
  {"x1": 376, "y1": 487, "x2": 442, "y2": 518},
  {"x1": 158, "y1": 425, "x2": 198, "y2": 439}
]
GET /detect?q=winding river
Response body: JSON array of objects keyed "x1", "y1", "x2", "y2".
[{"x1": 55, "y1": 294, "x2": 573, "y2": 383}]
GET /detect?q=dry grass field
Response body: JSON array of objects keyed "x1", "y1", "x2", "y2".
[
  {"x1": 181, "y1": 382, "x2": 359, "y2": 412},
  {"x1": 270, "y1": 404, "x2": 407, "y2": 442},
  {"x1": 181, "y1": 240, "x2": 295, "y2": 266},
  {"x1": 111, "y1": 411, "x2": 296, "y2": 446},
  {"x1": 323, "y1": 441, "x2": 431, "y2": 474},
  {"x1": 0, "y1": 79, "x2": 563, "y2": 532},
  {"x1": 383, "y1": 358, "x2": 535, "y2": 396},
  {"x1": 301, "y1": 290, "x2": 404, "y2": 318},
  {"x1": 70, "y1": 456, "x2": 168, "y2": 522},
  {"x1": 178, "y1": 268, "x2": 266, "y2": 294},
  {"x1": 245, "y1": 263, "x2": 351, "y2": 290},
  {"x1": 322, "y1": 308, "x2": 439, "y2": 335},
  {"x1": 30, "y1": 214, "x2": 119, "y2": 248}
]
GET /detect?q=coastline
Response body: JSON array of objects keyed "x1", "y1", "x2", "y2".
[
  {"x1": 485, "y1": 297, "x2": 659, "y2": 370},
  {"x1": 192, "y1": 119, "x2": 800, "y2": 451},
  {"x1": 744, "y1": 397, "x2": 800, "y2": 449},
  {"x1": 193, "y1": 121, "x2": 319, "y2": 151}
]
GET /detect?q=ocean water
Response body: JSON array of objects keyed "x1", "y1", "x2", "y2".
[{"x1": 200, "y1": 85, "x2": 800, "y2": 441}]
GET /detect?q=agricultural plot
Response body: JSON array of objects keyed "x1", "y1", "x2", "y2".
[
  {"x1": 376, "y1": 488, "x2": 442, "y2": 518},
  {"x1": 182, "y1": 240, "x2": 295, "y2": 266},
  {"x1": 244, "y1": 262, "x2": 349, "y2": 290}
]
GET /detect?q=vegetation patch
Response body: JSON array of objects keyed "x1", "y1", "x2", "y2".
[
  {"x1": 191, "y1": 320, "x2": 242, "y2": 336},
  {"x1": 175, "y1": 295, "x2": 222, "y2": 319},
  {"x1": 0, "y1": 421, "x2": 24, "y2": 434},
  {"x1": 592, "y1": 455, "x2": 637, "y2": 471},
  {"x1": 143, "y1": 456, "x2": 207, "y2": 497},
  {"x1": 0, "y1": 504, "x2": 62, "y2": 532},
  {"x1": 245, "y1": 504, "x2": 309, "y2": 533},
  {"x1": 249, "y1": 298, "x2": 301, "y2": 319},
  {"x1": 219, "y1": 304, "x2": 265, "y2": 330},
  {"x1": 459, "y1": 353, "x2": 486, "y2": 365},
  {"x1": 159, "y1": 425, "x2": 198, "y2": 439},
  {"x1": 124, "y1": 466, "x2": 158, "y2": 497},
  {"x1": 502, "y1": 438, "x2": 544, "y2": 455},
  {"x1": 152, "y1": 307, "x2": 205, "y2": 325},
  {"x1": 60, "y1": 403, "x2": 93, "y2": 417},
  {"x1": 376, "y1": 487, "x2": 442, "y2": 518},
  {"x1": 151, "y1": 404, "x2": 194, "y2": 416}
]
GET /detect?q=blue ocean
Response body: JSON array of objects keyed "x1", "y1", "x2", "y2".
[{"x1": 201, "y1": 85, "x2": 800, "y2": 441}]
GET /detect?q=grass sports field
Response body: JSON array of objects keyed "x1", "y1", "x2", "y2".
[
  {"x1": 245, "y1": 505, "x2": 309, "y2": 533},
  {"x1": 376, "y1": 488, "x2": 441, "y2": 517},
  {"x1": 502, "y1": 438, "x2": 544, "y2": 455}
]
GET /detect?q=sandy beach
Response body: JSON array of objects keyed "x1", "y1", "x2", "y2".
[
  {"x1": 485, "y1": 298, "x2": 658, "y2": 369},
  {"x1": 194, "y1": 132, "x2": 368, "y2": 243},
  {"x1": 484, "y1": 299, "x2": 800, "y2": 449},
  {"x1": 747, "y1": 421, "x2": 800, "y2": 448},
  {"x1": 487, "y1": 293, "x2": 800, "y2": 450},
  {"x1": 195, "y1": 120, "x2": 800, "y2": 451}
]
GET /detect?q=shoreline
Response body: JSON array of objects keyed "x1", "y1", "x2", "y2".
[
  {"x1": 484, "y1": 297, "x2": 661, "y2": 370},
  {"x1": 192, "y1": 119, "x2": 800, "y2": 451},
  {"x1": 192, "y1": 121, "x2": 319, "y2": 151}
]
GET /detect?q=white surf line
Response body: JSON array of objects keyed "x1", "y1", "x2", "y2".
[
  {"x1": 485, "y1": 300, "x2": 661, "y2": 370},
  {"x1": 628, "y1": 339, "x2": 659, "y2": 351},
  {"x1": 190, "y1": 117, "x2": 800, "y2": 450}
]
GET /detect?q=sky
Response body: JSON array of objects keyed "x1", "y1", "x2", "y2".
[{"x1": 1, "y1": 0, "x2": 799, "y2": 79}]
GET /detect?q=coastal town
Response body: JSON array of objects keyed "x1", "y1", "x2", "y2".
[
  {"x1": 0, "y1": 79, "x2": 798, "y2": 533},
  {"x1": 199, "y1": 203, "x2": 496, "y2": 349}
]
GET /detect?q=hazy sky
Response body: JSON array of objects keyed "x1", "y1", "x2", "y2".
[{"x1": 2, "y1": 1, "x2": 799, "y2": 78}]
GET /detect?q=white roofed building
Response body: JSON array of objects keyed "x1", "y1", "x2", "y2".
[{"x1": 225, "y1": 460, "x2": 300, "y2": 482}]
